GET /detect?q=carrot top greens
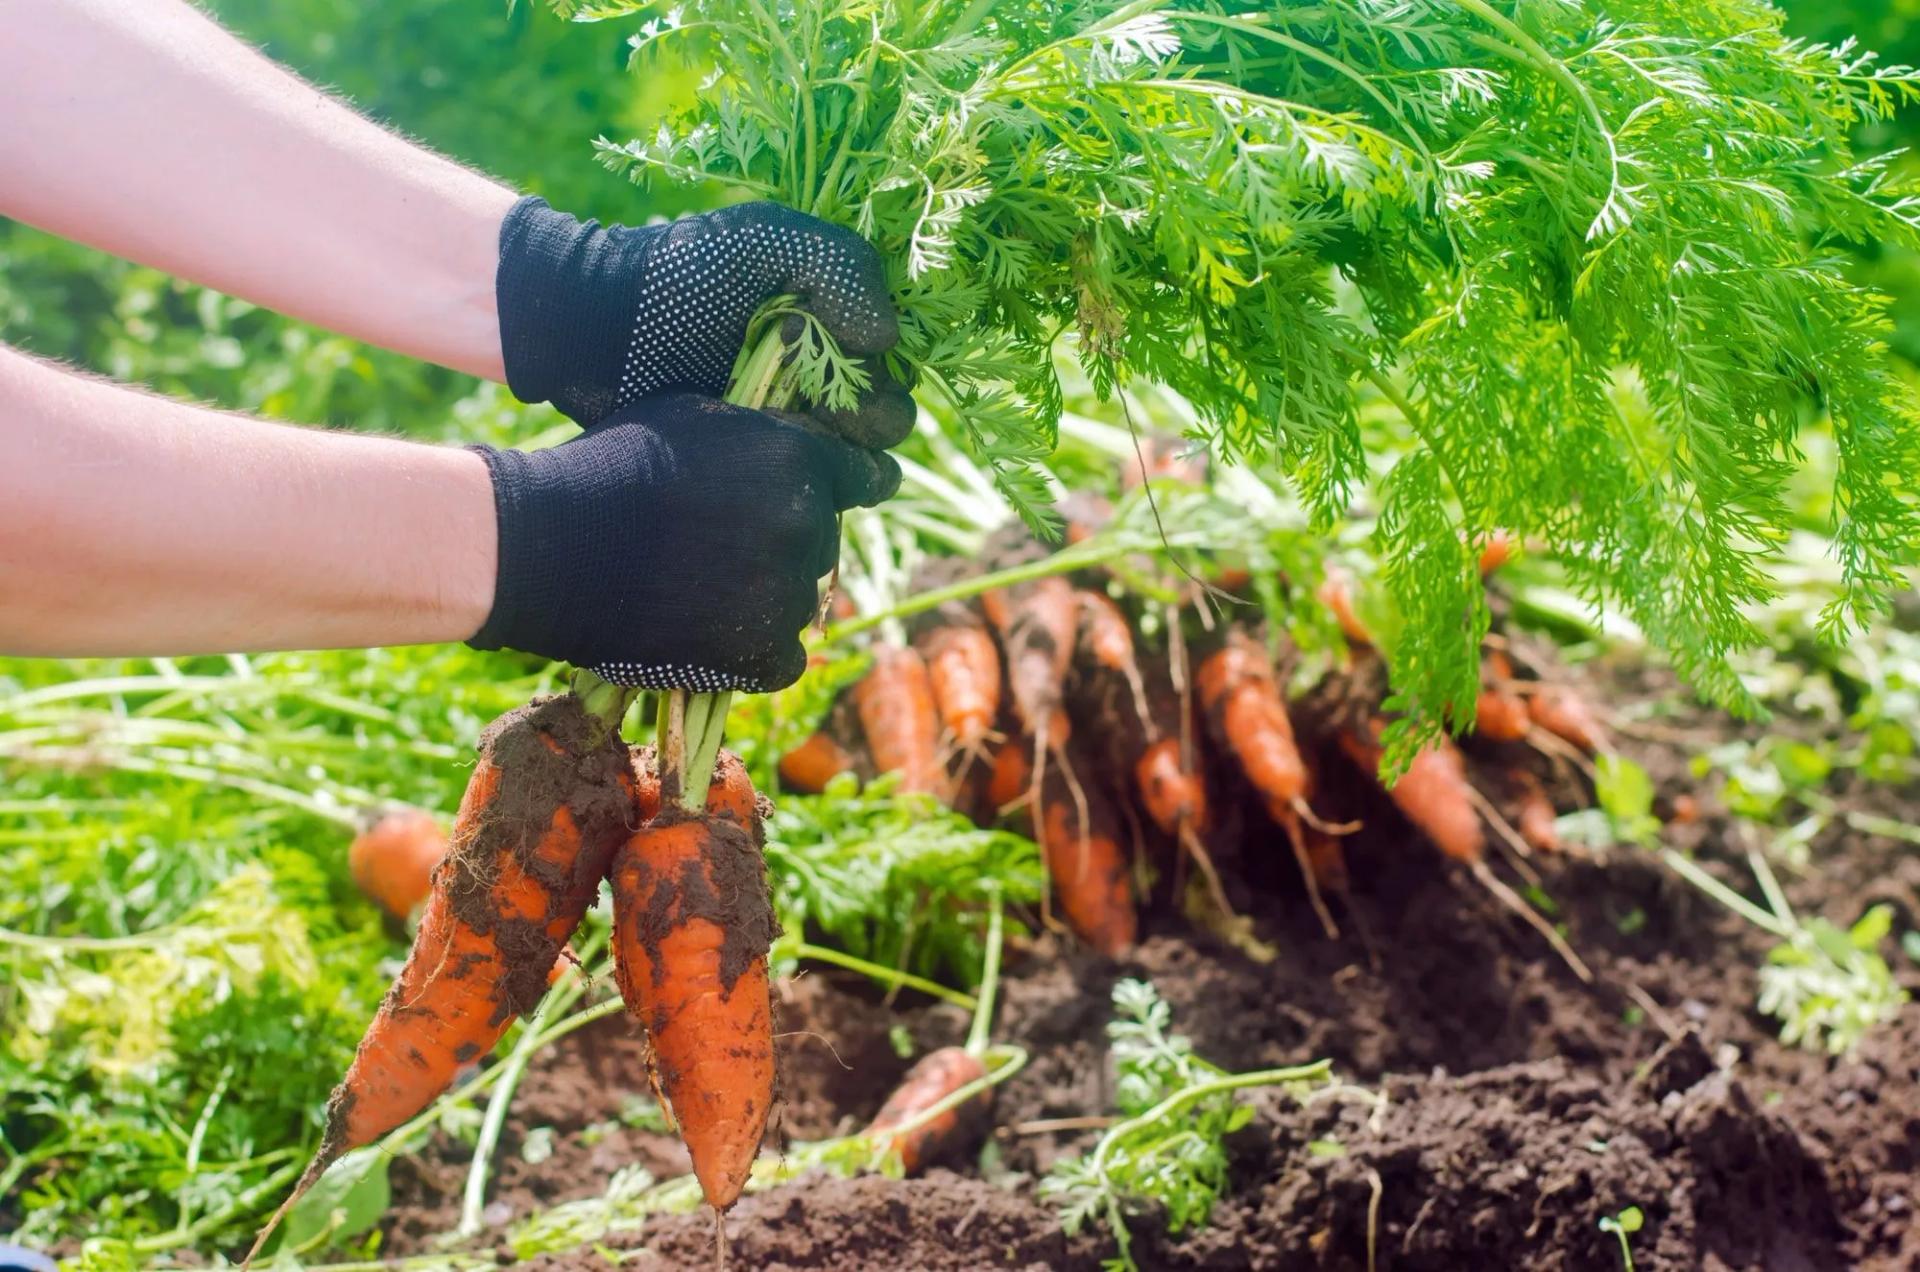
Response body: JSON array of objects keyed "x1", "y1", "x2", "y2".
[{"x1": 553, "y1": 0, "x2": 1920, "y2": 761}]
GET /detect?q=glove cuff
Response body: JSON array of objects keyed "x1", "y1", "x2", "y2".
[
  {"x1": 466, "y1": 443, "x2": 581, "y2": 659},
  {"x1": 496, "y1": 196, "x2": 650, "y2": 426}
]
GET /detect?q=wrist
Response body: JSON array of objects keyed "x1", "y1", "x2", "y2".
[{"x1": 435, "y1": 447, "x2": 500, "y2": 642}]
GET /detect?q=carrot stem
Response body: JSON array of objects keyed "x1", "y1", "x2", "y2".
[
  {"x1": 660, "y1": 318, "x2": 796, "y2": 809},
  {"x1": 456, "y1": 975, "x2": 587, "y2": 1238},
  {"x1": 964, "y1": 890, "x2": 1005, "y2": 1058},
  {"x1": 788, "y1": 940, "x2": 977, "y2": 1011}
]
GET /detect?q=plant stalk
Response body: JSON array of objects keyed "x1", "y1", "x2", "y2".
[{"x1": 660, "y1": 320, "x2": 792, "y2": 811}]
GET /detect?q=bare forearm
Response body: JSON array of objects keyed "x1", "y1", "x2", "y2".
[
  {"x1": 0, "y1": 0, "x2": 514, "y2": 381},
  {"x1": 0, "y1": 346, "x2": 495, "y2": 656}
]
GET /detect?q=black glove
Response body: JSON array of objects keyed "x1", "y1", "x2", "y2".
[
  {"x1": 468, "y1": 392, "x2": 900, "y2": 692},
  {"x1": 497, "y1": 197, "x2": 914, "y2": 447}
]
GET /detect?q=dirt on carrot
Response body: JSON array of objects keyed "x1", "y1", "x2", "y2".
[{"x1": 610, "y1": 749, "x2": 778, "y2": 1212}]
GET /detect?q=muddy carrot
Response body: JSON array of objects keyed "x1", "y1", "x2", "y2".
[
  {"x1": 1514, "y1": 774, "x2": 1561, "y2": 854},
  {"x1": 1077, "y1": 590, "x2": 1153, "y2": 727},
  {"x1": 982, "y1": 574, "x2": 1077, "y2": 754},
  {"x1": 777, "y1": 730, "x2": 857, "y2": 794},
  {"x1": 347, "y1": 807, "x2": 446, "y2": 922},
  {"x1": 249, "y1": 694, "x2": 634, "y2": 1263},
  {"x1": 1197, "y1": 630, "x2": 1349, "y2": 938},
  {"x1": 610, "y1": 749, "x2": 776, "y2": 1212},
  {"x1": 918, "y1": 621, "x2": 1002, "y2": 754},
  {"x1": 854, "y1": 643, "x2": 945, "y2": 795},
  {"x1": 1134, "y1": 736, "x2": 1209, "y2": 836},
  {"x1": 1340, "y1": 724, "x2": 1591, "y2": 981},
  {"x1": 863, "y1": 1046, "x2": 990, "y2": 1174},
  {"x1": 1033, "y1": 773, "x2": 1136, "y2": 956},
  {"x1": 1528, "y1": 685, "x2": 1609, "y2": 754}
]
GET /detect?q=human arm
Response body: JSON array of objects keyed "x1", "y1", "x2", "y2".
[
  {"x1": 0, "y1": 345, "x2": 497, "y2": 655},
  {"x1": 0, "y1": 0, "x2": 913, "y2": 440},
  {"x1": 0, "y1": 346, "x2": 897, "y2": 685},
  {"x1": 0, "y1": 0, "x2": 515, "y2": 382}
]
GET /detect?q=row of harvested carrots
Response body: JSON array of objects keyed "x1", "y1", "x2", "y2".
[{"x1": 778, "y1": 529, "x2": 1608, "y2": 975}]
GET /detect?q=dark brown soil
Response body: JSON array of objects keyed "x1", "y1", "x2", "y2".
[{"x1": 382, "y1": 648, "x2": 1920, "y2": 1270}]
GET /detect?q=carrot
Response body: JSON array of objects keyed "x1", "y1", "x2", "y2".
[
  {"x1": 1316, "y1": 569, "x2": 1374, "y2": 647},
  {"x1": 1077, "y1": 590, "x2": 1153, "y2": 726},
  {"x1": 1474, "y1": 685, "x2": 1531, "y2": 743},
  {"x1": 853, "y1": 643, "x2": 945, "y2": 796},
  {"x1": 864, "y1": 1045, "x2": 990, "y2": 1173},
  {"x1": 777, "y1": 730, "x2": 857, "y2": 794},
  {"x1": 1034, "y1": 772, "x2": 1136, "y2": 956},
  {"x1": 610, "y1": 748, "x2": 776, "y2": 1213},
  {"x1": 1339, "y1": 722, "x2": 1591, "y2": 981},
  {"x1": 1514, "y1": 774, "x2": 1561, "y2": 854},
  {"x1": 982, "y1": 574, "x2": 1077, "y2": 753},
  {"x1": 917, "y1": 621, "x2": 1002, "y2": 754},
  {"x1": 1478, "y1": 531, "x2": 1514, "y2": 576},
  {"x1": 1121, "y1": 433, "x2": 1209, "y2": 489},
  {"x1": 1134, "y1": 736, "x2": 1208, "y2": 836},
  {"x1": 347, "y1": 807, "x2": 446, "y2": 922},
  {"x1": 250, "y1": 695, "x2": 633, "y2": 1262},
  {"x1": 1337, "y1": 727, "x2": 1483, "y2": 864},
  {"x1": 984, "y1": 734, "x2": 1033, "y2": 812},
  {"x1": 1528, "y1": 685, "x2": 1609, "y2": 754},
  {"x1": 1197, "y1": 630, "x2": 1347, "y2": 939}
]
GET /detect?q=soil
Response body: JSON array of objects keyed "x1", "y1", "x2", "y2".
[{"x1": 381, "y1": 645, "x2": 1920, "y2": 1270}]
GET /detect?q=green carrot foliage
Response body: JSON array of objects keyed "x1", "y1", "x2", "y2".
[{"x1": 554, "y1": 0, "x2": 1920, "y2": 761}]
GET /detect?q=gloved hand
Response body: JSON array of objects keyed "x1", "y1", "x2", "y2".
[
  {"x1": 467, "y1": 392, "x2": 900, "y2": 692},
  {"x1": 496, "y1": 198, "x2": 914, "y2": 447}
]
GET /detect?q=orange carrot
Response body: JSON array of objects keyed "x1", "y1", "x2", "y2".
[
  {"x1": 1474, "y1": 686, "x2": 1531, "y2": 743},
  {"x1": 983, "y1": 574, "x2": 1077, "y2": 753},
  {"x1": 1479, "y1": 531, "x2": 1514, "y2": 576},
  {"x1": 610, "y1": 749, "x2": 775, "y2": 1212},
  {"x1": 1197, "y1": 630, "x2": 1345, "y2": 938},
  {"x1": 1121, "y1": 433, "x2": 1209, "y2": 489},
  {"x1": 1134, "y1": 736, "x2": 1209, "y2": 836},
  {"x1": 252, "y1": 696, "x2": 633, "y2": 1260},
  {"x1": 984, "y1": 734, "x2": 1033, "y2": 812},
  {"x1": 1340, "y1": 722, "x2": 1593, "y2": 981},
  {"x1": 854, "y1": 643, "x2": 945, "y2": 795},
  {"x1": 864, "y1": 1046, "x2": 990, "y2": 1173},
  {"x1": 918, "y1": 622, "x2": 1002, "y2": 753},
  {"x1": 1316, "y1": 569, "x2": 1374, "y2": 647},
  {"x1": 1338, "y1": 726, "x2": 1484, "y2": 864},
  {"x1": 1034, "y1": 773, "x2": 1135, "y2": 956},
  {"x1": 1528, "y1": 685, "x2": 1608, "y2": 754},
  {"x1": 777, "y1": 730, "x2": 857, "y2": 794},
  {"x1": 347, "y1": 807, "x2": 446, "y2": 922},
  {"x1": 1514, "y1": 775, "x2": 1561, "y2": 854}
]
